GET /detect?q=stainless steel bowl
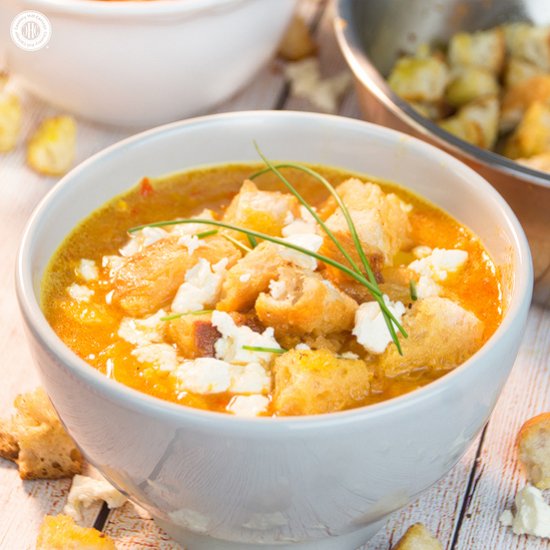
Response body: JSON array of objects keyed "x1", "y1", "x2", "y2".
[{"x1": 335, "y1": 0, "x2": 550, "y2": 306}]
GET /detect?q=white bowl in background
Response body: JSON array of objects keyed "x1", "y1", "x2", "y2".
[
  {"x1": 1, "y1": 0, "x2": 295, "y2": 127},
  {"x1": 16, "y1": 111, "x2": 532, "y2": 549}
]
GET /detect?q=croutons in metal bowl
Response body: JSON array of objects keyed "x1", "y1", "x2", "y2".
[
  {"x1": 335, "y1": 0, "x2": 550, "y2": 306},
  {"x1": 16, "y1": 111, "x2": 531, "y2": 549}
]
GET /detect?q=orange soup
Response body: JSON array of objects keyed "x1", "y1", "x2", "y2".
[{"x1": 42, "y1": 163, "x2": 502, "y2": 417}]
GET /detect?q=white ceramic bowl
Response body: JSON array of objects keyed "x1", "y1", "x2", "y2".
[
  {"x1": 17, "y1": 112, "x2": 532, "y2": 549},
  {"x1": 1, "y1": 0, "x2": 295, "y2": 126}
]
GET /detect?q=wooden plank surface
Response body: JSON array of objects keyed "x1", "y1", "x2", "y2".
[{"x1": 0, "y1": 1, "x2": 548, "y2": 549}]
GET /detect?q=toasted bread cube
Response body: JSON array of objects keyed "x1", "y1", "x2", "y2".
[
  {"x1": 278, "y1": 14, "x2": 317, "y2": 61},
  {"x1": 517, "y1": 151, "x2": 550, "y2": 173},
  {"x1": 380, "y1": 297, "x2": 484, "y2": 377},
  {"x1": 505, "y1": 57, "x2": 545, "y2": 89},
  {"x1": 0, "y1": 92, "x2": 22, "y2": 152},
  {"x1": 166, "y1": 312, "x2": 219, "y2": 359},
  {"x1": 273, "y1": 349, "x2": 372, "y2": 415},
  {"x1": 113, "y1": 235, "x2": 240, "y2": 316},
  {"x1": 504, "y1": 101, "x2": 550, "y2": 159},
  {"x1": 409, "y1": 101, "x2": 445, "y2": 120},
  {"x1": 222, "y1": 179, "x2": 299, "y2": 243},
  {"x1": 445, "y1": 67, "x2": 499, "y2": 107},
  {"x1": 217, "y1": 241, "x2": 287, "y2": 312},
  {"x1": 0, "y1": 388, "x2": 82, "y2": 479},
  {"x1": 500, "y1": 75, "x2": 550, "y2": 133},
  {"x1": 504, "y1": 23, "x2": 550, "y2": 71},
  {"x1": 517, "y1": 413, "x2": 550, "y2": 490},
  {"x1": 322, "y1": 179, "x2": 412, "y2": 264},
  {"x1": 388, "y1": 55, "x2": 449, "y2": 102},
  {"x1": 448, "y1": 28, "x2": 505, "y2": 74},
  {"x1": 36, "y1": 514, "x2": 116, "y2": 550},
  {"x1": 392, "y1": 523, "x2": 443, "y2": 550},
  {"x1": 255, "y1": 266, "x2": 358, "y2": 338},
  {"x1": 27, "y1": 115, "x2": 76, "y2": 176},
  {"x1": 439, "y1": 95, "x2": 499, "y2": 149}
]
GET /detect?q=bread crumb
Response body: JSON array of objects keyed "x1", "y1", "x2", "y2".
[
  {"x1": 0, "y1": 91, "x2": 22, "y2": 153},
  {"x1": 36, "y1": 514, "x2": 116, "y2": 549},
  {"x1": 0, "y1": 387, "x2": 82, "y2": 479},
  {"x1": 392, "y1": 523, "x2": 443, "y2": 549},
  {"x1": 278, "y1": 14, "x2": 317, "y2": 61},
  {"x1": 517, "y1": 413, "x2": 550, "y2": 489}
]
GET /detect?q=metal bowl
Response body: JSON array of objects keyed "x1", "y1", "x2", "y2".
[{"x1": 335, "y1": 0, "x2": 550, "y2": 306}]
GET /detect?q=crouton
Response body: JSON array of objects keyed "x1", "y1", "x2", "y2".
[
  {"x1": 504, "y1": 23, "x2": 550, "y2": 71},
  {"x1": 36, "y1": 514, "x2": 116, "y2": 550},
  {"x1": 445, "y1": 67, "x2": 500, "y2": 107},
  {"x1": 222, "y1": 179, "x2": 299, "y2": 243},
  {"x1": 272, "y1": 349, "x2": 372, "y2": 415},
  {"x1": 0, "y1": 388, "x2": 82, "y2": 480},
  {"x1": 278, "y1": 14, "x2": 317, "y2": 61},
  {"x1": 388, "y1": 55, "x2": 449, "y2": 102},
  {"x1": 113, "y1": 235, "x2": 241, "y2": 316},
  {"x1": 517, "y1": 151, "x2": 550, "y2": 173},
  {"x1": 27, "y1": 115, "x2": 77, "y2": 176},
  {"x1": 217, "y1": 241, "x2": 287, "y2": 312},
  {"x1": 255, "y1": 266, "x2": 358, "y2": 338},
  {"x1": 409, "y1": 101, "x2": 446, "y2": 120},
  {"x1": 448, "y1": 28, "x2": 505, "y2": 74},
  {"x1": 439, "y1": 95, "x2": 499, "y2": 149},
  {"x1": 392, "y1": 523, "x2": 443, "y2": 550},
  {"x1": 517, "y1": 413, "x2": 550, "y2": 490},
  {"x1": 322, "y1": 179, "x2": 412, "y2": 264},
  {"x1": 380, "y1": 297, "x2": 484, "y2": 377},
  {"x1": 504, "y1": 101, "x2": 550, "y2": 159},
  {"x1": 500, "y1": 75, "x2": 550, "y2": 133},
  {"x1": 0, "y1": 92, "x2": 22, "y2": 152},
  {"x1": 505, "y1": 57, "x2": 545, "y2": 89}
]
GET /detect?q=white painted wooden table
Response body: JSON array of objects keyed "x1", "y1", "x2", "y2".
[{"x1": 1, "y1": 1, "x2": 548, "y2": 548}]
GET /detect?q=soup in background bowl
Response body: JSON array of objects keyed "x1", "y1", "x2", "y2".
[{"x1": 16, "y1": 112, "x2": 532, "y2": 549}]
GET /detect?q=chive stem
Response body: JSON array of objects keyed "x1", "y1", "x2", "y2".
[
  {"x1": 161, "y1": 309, "x2": 213, "y2": 321},
  {"x1": 242, "y1": 345, "x2": 286, "y2": 354}
]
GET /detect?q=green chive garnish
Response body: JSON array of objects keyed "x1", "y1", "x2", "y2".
[
  {"x1": 161, "y1": 309, "x2": 213, "y2": 321},
  {"x1": 196, "y1": 229, "x2": 218, "y2": 239},
  {"x1": 409, "y1": 280, "x2": 418, "y2": 301},
  {"x1": 242, "y1": 345, "x2": 286, "y2": 354},
  {"x1": 247, "y1": 234, "x2": 258, "y2": 248}
]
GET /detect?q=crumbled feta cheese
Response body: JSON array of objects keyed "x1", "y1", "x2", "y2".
[
  {"x1": 499, "y1": 485, "x2": 550, "y2": 539},
  {"x1": 229, "y1": 362, "x2": 271, "y2": 394},
  {"x1": 102, "y1": 254, "x2": 126, "y2": 277},
  {"x1": 352, "y1": 296, "x2": 406, "y2": 354},
  {"x1": 105, "y1": 289, "x2": 114, "y2": 305},
  {"x1": 174, "y1": 357, "x2": 231, "y2": 394},
  {"x1": 119, "y1": 226, "x2": 168, "y2": 257},
  {"x1": 132, "y1": 343, "x2": 179, "y2": 372},
  {"x1": 269, "y1": 278, "x2": 287, "y2": 300},
  {"x1": 415, "y1": 275, "x2": 442, "y2": 299},
  {"x1": 105, "y1": 358, "x2": 114, "y2": 379},
  {"x1": 409, "y1": 248, "x2": 468, "y2": 281},
  {"x1": 282, "y1": 205, "x2": 318, "y2": 237},
  {"x1": 295, "y1": 343, "x2": 311, "y2": 350},
  {"x1": 76, "y1": 259, "x2": 98, "y2": 281},
  {"x1": 227, "y1": 395, "x2": 270, "y2": 417},
  {"x1": 171, "y1": 258, "x2": 227, "y2": 313},
  {"x1": 412, "y1": 245, "x2": 433, "y2": 259},
  {"x1": 284, "y1": 210, "x2": 295, "y2": 225},
  {"x1": 169, "y1": 211, "x2": 216, "y2": 238},
  {"x1": 67, "y1": 283, "x2": 94, "y2": 303},
  {"x1": 118, "y1": 309, "x2": 166, "y2": 346},
  {"x1": 63, "y1": 474, "x2": 127, "y2": 522},
  {"x1": 178, "y1": 234, "x2": 204, "y2": 255},
  {"x1": 277, "y1": 233, "x2": 323, "y2": 270},
  {"x1": 239, "y1": 273, "x2": 251, "y2": 283},
  {"x1": 212, "y1": 310, "x2": 282, "y2": 364},
  {"x1": 340, "y1": 351, "x2": 360, "y2": 359}
]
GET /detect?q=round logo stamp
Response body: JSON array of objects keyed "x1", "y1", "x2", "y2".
[{"x1": 10, "y1": 11, "x2": 52, "y2": 52}]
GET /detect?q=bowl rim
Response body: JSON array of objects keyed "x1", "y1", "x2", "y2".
[
  {"x1": 333, "y1": 0, "x2": 550, "y2": 191},
  {"x1": 16, "y1": 110, "x2": 533, "y2": 435},
  {"x1": 15, "y1": 0, "x2": 249, "y2": 18}
]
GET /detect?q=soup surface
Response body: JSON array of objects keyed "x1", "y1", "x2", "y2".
[{"x1": 42, "y1": 163, "x2": 502, "y2": 417}]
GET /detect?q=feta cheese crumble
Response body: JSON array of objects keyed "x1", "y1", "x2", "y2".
[
  {"x1": 227, "y1": 395, "x2": 270, "y2": 417},
  {"x1": 352, "y1": 295, "x2": 406, "y2": 354},
  {"x1": 132, "y1": 343, "x2": 179, "y2": 372},
  {"x1": 211, "y1": 310, "x2": 282, "y2": 364},
  {"x1": 67, "y1": 283, "x2": 94, "y2": 303},
  {"x1": 76, "y1": 259, "x2": 98, "y2": 281},
  {"x1": 178, "y1": 234, "x2": 204, "y2": 255},
  {"x1": 102, "y1": 254, "x2": 126, "y2": 277},
  {"x1": 239, "y1": 273, "x2": 251, "y2": 283},
  {"x1": 119, "y1": 226, "x2": 168, "y2": 257},
  {"x1": 64, "y1": 474, "x2": 127, "y2": 522},
  {"x1": 282, "y1": 205, "x2": 318, "y2": 237},
  {"x1": 277, "y1": 233, "x2": 323, "y2": 271},
  {"x1": 171, "y1": 258, "x2": 227, "y2": 313},
  {"x1": 118, "y1": 309, "x2": 167, "y2": 346},
  {"x1": 499, "y1": 485, "x2": 550, "y2": 539}
]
